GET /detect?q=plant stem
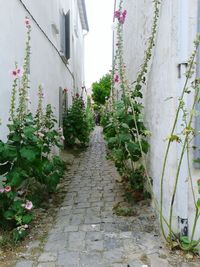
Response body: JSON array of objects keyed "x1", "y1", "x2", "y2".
[
  {"x1": 160, "y1": 47, "x2": 198, "y2": 242},
  {"x1": 168, "y1": 83, "x2": 200, "y2": 245}
]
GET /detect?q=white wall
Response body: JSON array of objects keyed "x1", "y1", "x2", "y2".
[
  {"x1": 120, "y1": 0, "x2": 200, "y2": 239},
  {"x1": 0, "y1": 0, "x2": 87, "y2": 140}
]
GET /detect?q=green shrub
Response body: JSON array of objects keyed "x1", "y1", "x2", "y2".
[{"x1": 63, "y1": 94, "x2": 92, "y2": 147}]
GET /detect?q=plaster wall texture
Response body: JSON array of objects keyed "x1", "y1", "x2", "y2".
[
  {"x1": 120, "y1": 0, "x2": 200, "y2": 238},
  {"x1": 0, "y1": 0, "x2": 86, "y2": 141}
]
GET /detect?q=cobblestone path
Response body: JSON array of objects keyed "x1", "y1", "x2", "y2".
[{"x1": 15, "y1": 127, "x2": 200, "y2": 267}]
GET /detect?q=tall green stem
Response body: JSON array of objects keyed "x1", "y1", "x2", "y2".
[
  {"x1": 160, "y1": 47, "x2": 198, "y2": 241},
  {"x1": 168, "y1": 83, "x2": 200, "y2": 245}
]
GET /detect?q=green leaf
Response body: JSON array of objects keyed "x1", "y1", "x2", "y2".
[
  {"x1": 22, "y1": 214, "x2": 33, "y2": 224},
  {"x1": 4, "y1": 210, "x2": 15, "y2": 220},
  {"x1": 9, "y1": 169, "x2": 25, "y2": 187},
  {"x1": 118, "y1": 133, "x2": 132, "y2": 144},
  {"x1": 127, "y1": 142, "x2": 141, "y2": 162},
  {"x1": 0, "y1": 162, "x2": 12, "y2": 175},
  {"x1": 197, "y1": 198, "x2": 200, "y2": 209},
  {"x1": 180, "y1": 236, "x2": 190, "y2": 245},
  {"x1": 20, "y1": 147, "x2": 37, "y2": 161},
  {"x1": 23, "y1": 126, "x2": 36, "y2": 138},
  {"x1": 12, "y1": 200, "x2": 23, "y2": 212},
  {"x1": 121, "y1": 123, "x2": 129, "y2": 129},
  {"x1": 141, "y1": 140, "x2": 149, "y2": 154}
]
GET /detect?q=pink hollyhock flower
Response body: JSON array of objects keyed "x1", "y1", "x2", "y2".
[
  {"x1": 4, "y1": 186, "x2": 11, "y2": 192},
  {"x1": 10, "y1": 67, "x2": 23, "y2": 78},
  {"x1": 0, "y1": 188, "x2": 4, "y2": 193},
  {"x1": 11, "y1": 69, "x2": 17, "y2": 78},
  {"x1": 114, "y1": 75, "x2": 119, "y2": 83},
  {"x1": 114, "y1": 10, "x2": 120, "y2": 19},
  {"x1": 119, "y1": 16, "x2": 125, "y2": 24},
  {"x1": 122, "y1": 10, "x2": 127, "y2": 18},
  {"x1": 63, "y1": 88, "x2": 68, "y2": 93},
  {"x1": 25, "y1": 17, "x2": 31, "y2": 27},
  {"x1": 17, "y1": 67, "x2": 24, "y2": 77},
  {"x1": 25, "y1": 201, "x2": 33, "y2": 210},
  {"x1": 57, "y1": 127, "x2": 63, "y2": 133}
]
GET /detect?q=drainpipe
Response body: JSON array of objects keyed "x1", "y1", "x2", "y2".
[{"x1": 176, "y1": 0, "x2": 189, "y2": 237}]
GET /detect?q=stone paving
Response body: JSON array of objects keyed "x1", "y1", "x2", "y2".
[{"x1": 15, "y1": 127, "x2": 200, "y2": 267}]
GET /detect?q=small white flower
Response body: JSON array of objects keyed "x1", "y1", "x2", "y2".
[
  {"x1": 61, "y1": 135, "x2": 65, "y2": 141},
  {"x1": 38, "y1": 132, "x2": 44, "y2": 138},
  {"x1": 25, "y1": 200, "x2": 33, "y2": 210}
]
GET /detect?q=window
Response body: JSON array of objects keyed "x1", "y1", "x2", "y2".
[{"x1": 60, "y1": 10, "x2": 70, "y2": 60}]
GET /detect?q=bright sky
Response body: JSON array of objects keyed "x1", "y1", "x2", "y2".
[{"x1": 84, "y1": 0, "x2": 114, "y2": 89}]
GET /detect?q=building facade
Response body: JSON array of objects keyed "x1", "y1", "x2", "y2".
[
  {"x1": 114, "y1": 0, "x2": 200, "y2": 239},
  {"x1": 0, "y1": 0, "x2": 88, "y2": 140}
]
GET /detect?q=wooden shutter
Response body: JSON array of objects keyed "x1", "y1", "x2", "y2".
[
  {"x1": 60, "y1": 11, "x2": 66, "y2": 55},
  {"x1": 65, "y1": 10, "x2": 70, "y2": 60}
]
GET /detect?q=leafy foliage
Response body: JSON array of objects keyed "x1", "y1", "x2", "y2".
[
  {"x1": 92, "y1": 74, "x2": 111, "y2": 105},
  {"x1": 102, "y1": 100, "x2": 149, "y2": 199},
  {"x1": 0, "y1": 17, "x2": 65, "y2": 243},
  {"x1": 63, "y1": 94, "x2": 93, "y2": 147}
]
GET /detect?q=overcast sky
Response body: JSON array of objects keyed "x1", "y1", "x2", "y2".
[{"x1": 84, "y1": 0, "x2": 114, "y2": 89}]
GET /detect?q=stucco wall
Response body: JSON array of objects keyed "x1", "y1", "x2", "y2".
[
  {"x1": 120, "y1": 0, "x2": 200, "y2": 239},
  {"x1": 0, "y1": 0, "x2": 86, "y2": 140}
]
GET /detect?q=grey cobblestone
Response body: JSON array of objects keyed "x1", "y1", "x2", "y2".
[{"x1": 16, "y1": 261, "x2": 34, "y2": 267}]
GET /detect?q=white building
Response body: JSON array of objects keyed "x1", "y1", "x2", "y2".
[
  {"x1": 0, "y1": 0, "x2": 89, "y2": 140},
  {"x1": 114, "y1": 0, "x2": 200, "y2": 239}
]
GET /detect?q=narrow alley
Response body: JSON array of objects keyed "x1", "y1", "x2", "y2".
[{"x1": 15, "y1": 127, "x2": 200, "y2": 267}]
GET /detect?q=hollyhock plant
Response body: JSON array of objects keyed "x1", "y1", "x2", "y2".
[{"x1": 0, "y1": 188, "x2": 4, "y2": 193}]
